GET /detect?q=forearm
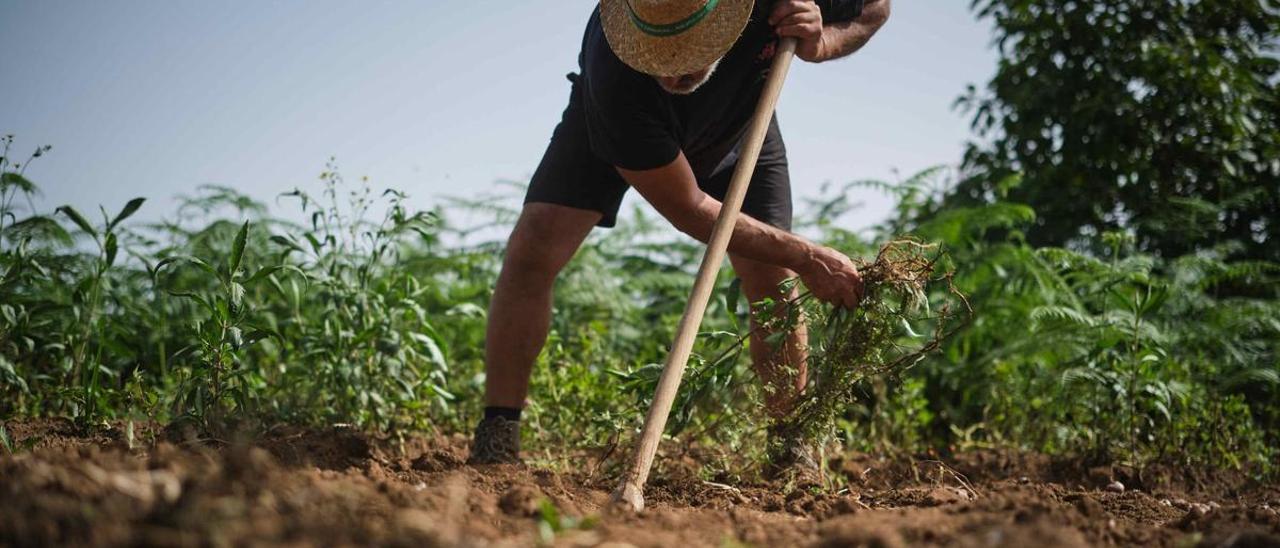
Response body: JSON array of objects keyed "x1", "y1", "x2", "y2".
[
  {"x1": 618, "y1": 154, "x2": 816, "y2": 274},
  {"x1": 668, "y1": 191, "x2": 814, "y2": 273},
  {"x1": 813, "y1": 0, "x2": 890, "y2": 62}
]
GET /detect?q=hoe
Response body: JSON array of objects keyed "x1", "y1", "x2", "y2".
[{"x1": 612, "y1": 37, "x2": 798, "y2": 512}]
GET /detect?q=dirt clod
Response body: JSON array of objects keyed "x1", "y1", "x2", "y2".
[
  {"x1": 927, "y1": 486, "x2": 973, "y2": 506},
  {"x1": 499, "y1": 484, "x2": 546, "y2": 517}
]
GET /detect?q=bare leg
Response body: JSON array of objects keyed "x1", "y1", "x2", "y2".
[
  {"x1": 484, "y1": 203, "x2": 602, "y2": 409},
  {"x1": 730, "y1": 254, "x2": 809, "y2": 419}
]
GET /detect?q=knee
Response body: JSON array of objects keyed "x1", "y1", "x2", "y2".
[
  {"x1": 500, "y1": 228, "x2": 574, "y2": 288},
  {"x1": 501, "y1": 243, "x2": 562, "y2": 289},
  {"x1": 497, "y1": 203, "x2": 598, "y2": 288}
]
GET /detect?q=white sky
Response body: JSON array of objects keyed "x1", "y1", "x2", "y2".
[{"x1": 2, "y1": 1, "x2": 995, "y2": 231}]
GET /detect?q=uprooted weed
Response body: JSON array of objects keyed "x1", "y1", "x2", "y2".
[{"x1": 766, "y1": 239, "x2": 972, "y2": 451}]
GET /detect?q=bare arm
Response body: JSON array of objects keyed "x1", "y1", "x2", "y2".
[
  {"x1": 618, "y1": 153, "x2": 863, "y2": 308},
  {"x1": 815, "y1": 0, "x2": 891, "y2": 62},
  {"x1": 772, "y1": 0, "x2": 891, "y2": 63}
]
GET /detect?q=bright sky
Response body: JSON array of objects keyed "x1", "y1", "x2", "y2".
[{"x1": 2, "y1": 1, "x2": 995, "y2": 231}]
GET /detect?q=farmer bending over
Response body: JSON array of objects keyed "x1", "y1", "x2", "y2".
[{"x1": 469, "y1": 0, "x2": 891, "y2": 481}]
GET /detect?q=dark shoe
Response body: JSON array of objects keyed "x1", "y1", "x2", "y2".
[{"x1": 467, "y1": 416, "x2": 522, "y2": 465}]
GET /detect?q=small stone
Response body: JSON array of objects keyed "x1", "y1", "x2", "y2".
[
  {"x1": 1188, "y1": 503, "x2": 1211, "y2": 516},
  {"x1": 1018, "y1": 476, "x2": 1030, "y2": 484},
  {"x1": 1208, "y1": 501, "x2": 1221, "y2": 510},
  {"x1": 1105, "y1": 481, "x2": 1125, "y2": 493},
  {"x1": 1160, "y1": 499, "x2": 1172, "y2": 507}
]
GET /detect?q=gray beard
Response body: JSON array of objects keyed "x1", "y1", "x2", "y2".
[{"x1": 657, "y1": 59, "x2": 722, "y2": 95}]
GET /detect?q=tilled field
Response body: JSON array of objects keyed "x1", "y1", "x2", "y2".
[{"x1": 1, "y1": 418, "x2": 1276, "y2": 547}]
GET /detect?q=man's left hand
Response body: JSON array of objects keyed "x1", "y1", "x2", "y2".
[{"x1": 768, "y1": 0, "x2": 827, "y2": 62}]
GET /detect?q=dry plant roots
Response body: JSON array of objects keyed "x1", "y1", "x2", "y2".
[{"x1": 767, "y1": 239, "x2": 972, "y2": 451}]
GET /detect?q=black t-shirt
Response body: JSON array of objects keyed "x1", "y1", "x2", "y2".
[{"x1": 579, "y1": 0, "x2": 865, "y2": 178}]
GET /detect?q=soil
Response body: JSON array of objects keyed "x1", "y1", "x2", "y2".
[{"x1": 1, "y1": 418, "x2": 1277, "y2": 547}]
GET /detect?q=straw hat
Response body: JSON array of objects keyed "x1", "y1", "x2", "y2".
[{"x1": 600, "y1": 0, "x2": 753, "y2": 77}]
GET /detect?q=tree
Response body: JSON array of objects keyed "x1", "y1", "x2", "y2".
[{"x1": 954, "y1": 0, "x2": 1280, "y2": 260}]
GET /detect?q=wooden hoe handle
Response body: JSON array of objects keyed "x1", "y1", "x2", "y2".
[{"x1": 612, "y1": 38, "x2": 799, "y2": 512}]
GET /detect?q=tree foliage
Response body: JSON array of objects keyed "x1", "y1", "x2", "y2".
[{"x1": 955, "y1": 0, "x2": 1280, "y2": 259}]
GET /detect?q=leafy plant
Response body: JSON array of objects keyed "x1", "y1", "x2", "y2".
[
  {"x1": 154, "y1": 221, "x2": 288, "y2": 430},
  {"x1": 0, "y1": 137, "x2": 1274, "y2": 474}
]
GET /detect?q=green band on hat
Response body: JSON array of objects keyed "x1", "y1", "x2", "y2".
[{"x1": 625, "y1": 0, "x2": 720, "y2": 37}]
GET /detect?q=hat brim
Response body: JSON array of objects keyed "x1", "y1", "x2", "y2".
[{"x1": 600, "y1": 0, "x2": 753, "y2": 77}]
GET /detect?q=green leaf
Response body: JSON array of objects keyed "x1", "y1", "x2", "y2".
[
  {"x1": 1030, "y1": 305, "x2": 1097, "y2": 328},
  {"x1": 55, "y1": 205, "x2": 96, "y2": 236},
  {"x1": 900, "y1": 318, "x2": 923, "y2": 338},
  {"x1": 228, "y1": 282, "x2": 245, "y2": 313},
  {"x1": 303, "y1": 233, "x2": 323, "y2": 254},
  {"x1": 538, "y1": 499, "x2": 562, "y2": 532},
  {"x1": 229, "y1": 221, "x2": 249, "y2": 274},
  {"x1": 0, "y1": 355, "x2": 30, "y2": 394},
  {"x1": 409, "y1": 332, "x2": 448, "y2": 370},
  {"x1": 725, "y1": 277, "x2": 742, "y2": 330},
  {"x1": 154, "y1": 255, "x2": 219, "y2": 279},
  {"x1": 0, "y1": 172, "x2": 38, "y2": 194},
  {"x1": 104, "y1": 233, "x2": 118, "y2": 267},
  {"x1": 7, "y1": 214, "x2": 73, "y2": 244},
  {"x1": 428, "y1": 383, "x2": 455, "y2": 401},
  {"x1": 1223, "y1": 367, "x2": 1280, "y2": 388},
  {"x1": 108, "y1": 198, "x2": 146, "y2": 231},
  {"x1": 166, "y1": 291, "x2": 213, "y2": 314},
  {"x1": 269, "y1": 235, "x2": 304, "y2": 254}
]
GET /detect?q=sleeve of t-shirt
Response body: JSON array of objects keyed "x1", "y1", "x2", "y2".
[
  {"x1": 582, "y1": 70, "x2": 681, "y2": 172},
  {"x1": 816, "y1": 0, "x2": 865, "y2": 23}
]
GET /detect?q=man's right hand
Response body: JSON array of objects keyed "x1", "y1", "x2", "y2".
[{"x1": 798, "y1": 245, "x2": 865, "y2": 309}]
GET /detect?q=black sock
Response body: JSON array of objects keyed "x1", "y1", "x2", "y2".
[{"x1": 484, "y1": 406, "x2": 522, "y2": 421}]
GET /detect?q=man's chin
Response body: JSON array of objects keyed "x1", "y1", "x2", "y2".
[
  {"x1": 659, "y1": 82, "x2": 701, "y2": 95},
  {"x1": 655, "y1": 59, "x2": 720, "y2": 96}
]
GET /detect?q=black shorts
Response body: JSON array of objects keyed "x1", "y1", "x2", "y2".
[{"x1": 525, "y1": 81, "x2": 793, "y2": 231}]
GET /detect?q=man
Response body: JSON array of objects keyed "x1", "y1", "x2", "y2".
[{"x1": 469, "y1": 0, "x2": 891, "y2": 477}]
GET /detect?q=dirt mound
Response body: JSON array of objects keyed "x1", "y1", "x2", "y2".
[{"x1": 1, "y1": 419, "x2": 1276, "y2": 547}]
